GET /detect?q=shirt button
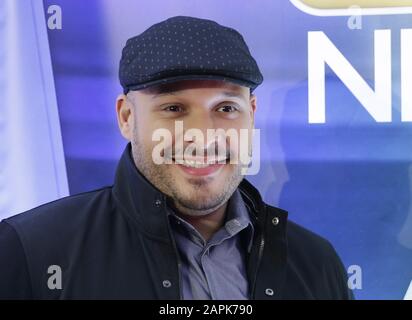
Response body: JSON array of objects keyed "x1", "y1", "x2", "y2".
[
  {"x1": 272, "y1": 217, "x2": 279, "y2": 226},
  {"x1": 265, "y1": 288, "x2": 274, "y2": 296},
  {"x1": 162, "y1": 280, "x2": 172, "y2": 288},
  {"x1": 154, "y1": 199, "x2": 162, "y2": 207}
]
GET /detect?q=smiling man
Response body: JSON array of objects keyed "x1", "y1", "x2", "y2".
[
  {"x1": 0, "y1": 16, "x2": 353, "y2": 299},
  {"x1": 120, "y1": 79, "x2": 255, "y2": 244}
]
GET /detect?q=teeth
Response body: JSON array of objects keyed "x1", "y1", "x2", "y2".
[
  {"x1": 176, "y1": 158, "x2": 227, "y2": 168},
  {"x1": 182, "y1": 160, "x2": 210, "y2": 168}
]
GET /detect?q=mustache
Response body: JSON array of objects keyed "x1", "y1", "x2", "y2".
[{"x1": 161, "y1": 142, "x2": 233, "y2": 161}]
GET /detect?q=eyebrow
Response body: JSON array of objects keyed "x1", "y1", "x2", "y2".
[
  {"x1": 151, "y1": 91, "x2": 178, "y2": 99},
  {"x1": 220, "y1": 91, "x2": 245, "y2": 99}
]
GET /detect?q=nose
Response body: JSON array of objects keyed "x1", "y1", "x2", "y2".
[
  {"x1": 183, "y1": 108, "x2": 215, "y2": 139},
  {"x1": 179, "y1": 109, "x2": 223, "y2": 158}
]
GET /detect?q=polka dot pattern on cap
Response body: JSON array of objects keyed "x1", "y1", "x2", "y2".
[{"x1": 119, "y1": 16, "x2": 263, "y2": 93}]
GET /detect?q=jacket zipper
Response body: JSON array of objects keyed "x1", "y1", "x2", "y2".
[
  {"x1": 164, "y1": 198, "x2": 183, "y2": 300},
  {"x1": 251, "y1": 232, "x2": 265, "y2": 299},
  {"x1": 251, "y1": 205, "x2": 266, "y2": 299},
  {"x1": 239, "y1": 188, "x2": 267, "y2": 299},
  {"x1": 171, "y1": 236, "x2": 183, "y2": 300}
]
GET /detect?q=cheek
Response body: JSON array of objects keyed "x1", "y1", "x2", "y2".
[
  {"x1": 136, "y1": 120, "x2": 177, "y2": 163},
  {"x1": 217, "y1": 113, "x2": 253, "y2": 129},
  {"x1": 220, "y1": 117, "x2": 254, "y2": 136},
  {"x1": 223, "y1": 125, "x2": 254, "y2": 163},
  {"x1": 133, "y1": 114, "x2": 157, "y2": 141},
  {"x1": 131, "y1": 120, "x2": 157, "y2": 154}
]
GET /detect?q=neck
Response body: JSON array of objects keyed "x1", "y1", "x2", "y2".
[{"x1": 174, "y1": 202, "x2": 228, "y2": 241}]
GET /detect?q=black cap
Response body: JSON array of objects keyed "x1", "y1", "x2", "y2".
[{"x1": 119, "y1": 16, "x2": 263, "y2": 94}]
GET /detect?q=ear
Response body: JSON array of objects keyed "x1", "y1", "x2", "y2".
[
  {"x1": 116, "y1": 94, "x2": 134, "y2": 140},
  {"x1": 249, "y1": 94, "x2": 257, "y2": 127}
]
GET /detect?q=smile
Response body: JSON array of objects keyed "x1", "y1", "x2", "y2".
[
  {"x1": 173, "y1": 157, "x2": 228, "y2": 176},
  {"x1": 174, "y1": 157, "x2": 228, "y2": 168}
]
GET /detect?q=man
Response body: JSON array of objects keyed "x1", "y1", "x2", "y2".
[{"x1": 0, "y1": 16, "x2": 353, "y2": 299}]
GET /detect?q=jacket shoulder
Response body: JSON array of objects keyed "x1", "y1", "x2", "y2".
[
  {"x1": 264, "y1": 203, "x2": 352, "y2": 299},
  {"x1": 6, "y1": 187, "x2": 111, "y2": 221},
  {"x1": 286, "y1": 219, "x2": 335, "y2": 256},
  {"x1": 0, "y1": 186, "x2": 120, "y2": 299},
  {"x1": 3, "y1": 187, "x2": 113, "y2": 242},
  {"x1": 285, "y1": 218, "x2": 353, "y2": 299}
]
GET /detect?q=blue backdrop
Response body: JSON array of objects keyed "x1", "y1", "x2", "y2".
[{"x1": 43, "y1": 0, "x2": 412, "y2": 299}]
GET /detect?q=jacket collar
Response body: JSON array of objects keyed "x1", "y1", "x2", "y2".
[
  {"x1": 112, "y1": 143, "x2": 171, "y2": 242},
  {"x1": 112, "y1": 143, "x2": 288, "y2": 242}
]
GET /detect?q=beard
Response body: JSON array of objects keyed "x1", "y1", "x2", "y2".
[{"x1": 130, "y1": 137, "x2": 244, "y2": 217}]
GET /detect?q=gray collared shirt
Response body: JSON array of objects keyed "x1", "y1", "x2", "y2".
[{"x1": 168, "y1": 189, "x2": 254, "y2": 300}]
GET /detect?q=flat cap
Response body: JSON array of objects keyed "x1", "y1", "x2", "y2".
[{"x1": 119, "y1": 16, "x2": 263, "y2": 93}]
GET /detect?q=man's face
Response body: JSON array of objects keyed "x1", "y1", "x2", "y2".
[{"x1": 116, "y1": 80, "x2": 257, "y2": 216}]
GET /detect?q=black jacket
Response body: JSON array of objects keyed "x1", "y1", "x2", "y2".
[{"x1": 0, "y1": 144, "x2": 353, "y2": 299}]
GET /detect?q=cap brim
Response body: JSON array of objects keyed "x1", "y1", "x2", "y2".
[{"x1": 124, "y1": 73, "x2": 258, "y2": 94}]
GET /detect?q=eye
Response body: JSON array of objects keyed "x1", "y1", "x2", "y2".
[
  {"x1": 163, "y1": 105, "x2": 183, "y2": 112},
  {"x1": 216, "y1": 105, "x2": 238, "y2": 113}
]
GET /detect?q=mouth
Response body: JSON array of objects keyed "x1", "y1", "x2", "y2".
[{"x1": 172, "y1": 156, "x2": 229, "y2": 177}]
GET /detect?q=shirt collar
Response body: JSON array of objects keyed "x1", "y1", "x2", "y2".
[
  {"x1": 225, "y1": 189, "x2": 255, "y2": 253},
  {"x1": 168, "y1": 189, "x2": 255, "y2": 253}
]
